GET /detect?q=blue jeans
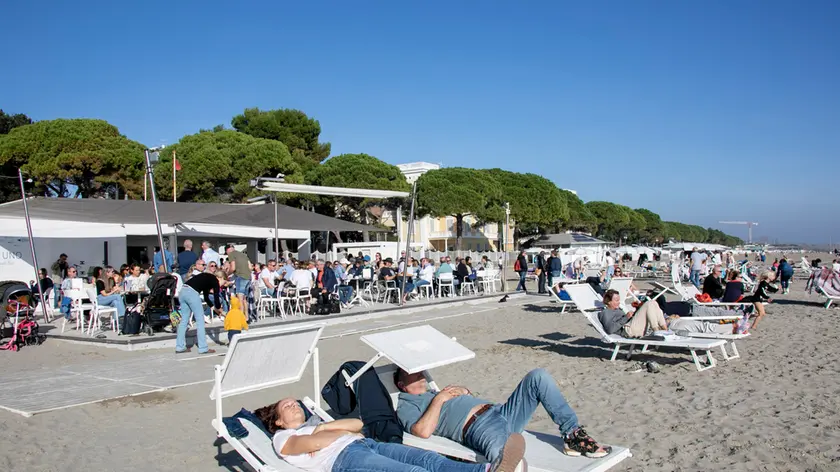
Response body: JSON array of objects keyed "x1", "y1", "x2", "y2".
[
  {"x1": 780, "y1": 275, "x2": 791, "y2": 290},
  {"x1": 176, "y1": 285, "x2": 209, "y2": 353},
  {"x1": 332, "y1": 438, "x2": 484, "y2": 472},
  {"x1": 689, "y1": 269, "x2": 701, "y2": 288},
  {"x1": 516, "y1": 271, "x2": 527, "y2": 291},
  {"x1": 463, "y1": 368, "x2": 579, "y2": 462},
  {"x1": 338, "y1": 285, "x2": 354, "y2": 304},
  {"x1": 605, "y1": 265, "x2": 615, "y2": 282},
  {"x1": 97, "y1": 294, "x2": 126, "y2": 317},
  {"x1": 233, "y1": 276, "x2": 250, "y2": 296},
  {"x1": 60, "y1": 296, "x2": 73, "y2": 319}
]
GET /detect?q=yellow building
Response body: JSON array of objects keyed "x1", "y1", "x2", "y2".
[{"x1": 384, "y1": 162, "x2": 515, "y2": 251}]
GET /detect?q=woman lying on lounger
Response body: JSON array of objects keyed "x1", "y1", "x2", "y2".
[
  {"x1": 256, "y1": 397, "x2": 524, "y2": 472},
  {"x1": 598, "y1": 290, "x2": 743, "y2": 338}
]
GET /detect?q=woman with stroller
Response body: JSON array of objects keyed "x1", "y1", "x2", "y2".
[
  {"x1": 256, "y1": 397, "x2": 521, "y2": 472},
  {"x1": 93, "y1": 266, "x2": 126, "y2": 320}
]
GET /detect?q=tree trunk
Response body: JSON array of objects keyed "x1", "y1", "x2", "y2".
[{"x1": 455, "y1": 214, "x2": 464, "y2": 250}]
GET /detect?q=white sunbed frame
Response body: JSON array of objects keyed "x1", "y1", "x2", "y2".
[
  {"x1": 562, "y1": 284, "x2": 737, "y2": 372},
  {"x1": 209, "y1": 323, "x2": 326, "y2": 472},
  {"x1": 340, "y1": 324, "x2": 632, "y2": 472},
  {"x1": 816, "y1": 286, "x2": 840, "y2": 309}
]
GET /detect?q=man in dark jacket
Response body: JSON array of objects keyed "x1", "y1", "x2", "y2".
[
  {"x1": 515, "y1": 250, "x2": 528, "y2": 292},
  {"x1": 314, "y1": 260, "x2": 338, "y2": 304},
  {"x1": 702, "y1": 265, "x2": 725, "y2": 300},
  {"x1": 322, "y1": 361, "x2": 403, "y2": 444},
  {"x1": 535, "y1": 251, "x2": 547, "y2": 294}
]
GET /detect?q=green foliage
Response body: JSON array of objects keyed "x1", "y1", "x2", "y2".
[
  {"x1": 154, "y1": 130, "x2": 302, "y2": 203},
  {"x1": 561, "y1": 191, "x2": 597, "y2": 232},
  {"x1": 634, "y1": 208, "x2": 664, "y2": 244},
  {"x1": 0, "y1": 109, "x2": 33, "y2": 135},
  {"x1": 482, "y1": 169, "x2": 568, "y2": 237},
  {"x1": 0, "y1": 118, "x2": 146, "y2": 200},
  {"x1": 231, "y1": 108, "x2": 331, "y2": 165},
  {"x1": 416, "y1": 167, "x2": 503, "y2": 249},
  {"x1": 308, "y1": 153, "x2": 410, "y2": 223}
]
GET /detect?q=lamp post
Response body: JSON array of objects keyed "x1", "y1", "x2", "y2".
[
  {"x1": 502, "y1": 202, "x2": 510, "y2": 292},
  {"x1": 17, "y1": 170, "x2": 49, "y2": 322},
  {"x1": 144, "y1": 149, "x2": 169, "y2": 272},
  {"x1": 399, "y1": 181, "x2": 417, "y2": 306}
]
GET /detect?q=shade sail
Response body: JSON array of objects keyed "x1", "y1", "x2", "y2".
[{"x1": 0, "y1": 198, "x2": 386, "y2": 233}]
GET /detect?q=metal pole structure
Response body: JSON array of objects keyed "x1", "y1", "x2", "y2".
[
  {"x1": 145, "y1": 150, "x2": 169, "y2": 272},
  {"x1": 144, "y1": 173, "x2": 148, "y2": 201},
  {"x1": 18, "y1": 170, "x2": 49, "y2": 322},
  {"x1": 172, "y1": 150, "x2": 177, "y2": 203},
  {"x1": 399, "y1": 182, "x2": 417, "y2": 306},
  {"x1": 502, "y1": 202, "x2": 510, "y2": 292},
  {"x1": 273, "y1": 196, "x2": 279, "y2": 258}
]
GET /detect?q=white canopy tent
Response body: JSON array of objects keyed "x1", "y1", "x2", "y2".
[{"x1": 0, "y1": 198, "x2": 385, "y2": 283}]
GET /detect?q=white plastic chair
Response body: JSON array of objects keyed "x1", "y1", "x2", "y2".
[
  {"x1": 84, "y1": 286, "x2": 119, "y2": 335},
  {"x1": 61, "y1": 286, "x2": 93, "y2": 333},
  {"x1": 417, "y1": 281, "x2": 434, "y2": 299},
  {"x1": 460, "y1": 275, "x2": 477, "y2": 296},
  {"x1": 380, "y1": 280, "x2": 401, "y2": 304},
  {"x1": 256, "y1": 289, "x2": 280, "y2": 319},
  {"x1": 293, "y1": 287, "x2": 310, "y2": 317},
  {"x1": 437, "y1": 273, "x2": 455, "y2": 298}
]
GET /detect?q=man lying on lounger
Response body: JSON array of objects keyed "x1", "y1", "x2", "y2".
[{"x1": 394, "y1": 368, "x2": 611, "y2": 465}]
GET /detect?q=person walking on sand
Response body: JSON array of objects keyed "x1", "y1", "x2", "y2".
[
  {"x1": 689, "y1": 248, "x2": 707, "y2": 289},
  {"x1": 515, "y1": 250, "x2": 528, "y2": 293},
  {"x1": 535, "y1": 251, "x2": 547, "y2": 294}
]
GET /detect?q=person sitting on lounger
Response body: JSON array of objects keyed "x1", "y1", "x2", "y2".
[
  {"x1": 393, "y1": 368, "x2": 611, "y2": 463},
  {"x1": 600, "y1": 289, "x2": 742, "y2": 337},
  {"x1": 256, "y1": 397, "x2": 522, "y2": 472}
]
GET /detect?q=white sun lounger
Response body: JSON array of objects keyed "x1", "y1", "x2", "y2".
[
  {"x1": 606, "y1": 277, "x2": 640, "y2": 311},
  {"x1": 339, "y1": 325, "x2": 632, "y2": 472},
  {"x1": 209, "y1": 323, "x2": 326, "y2": 472},
  {"x1": 562, "y1": 284, "x2": 733, "y2": 371},
  {"x1": 574, "y1": 283, "x2": 748, "y2": 359}
]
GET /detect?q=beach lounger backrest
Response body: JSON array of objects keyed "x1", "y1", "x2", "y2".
[
  {"x1": 607, "y1": 277, "x2": 634, "y2": 310},
  {"x1": 211, "y1": 324, "x2": 324, "y2": 401},
  {"x1": 237, "y1": 417, "x2": 299, "y2": 472},
  {"x1": 563, "y1": 283, "x2": 603, "y2": 312}
]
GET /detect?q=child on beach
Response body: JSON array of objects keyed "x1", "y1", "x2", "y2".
[{"x1": 223, "y1": 297, "x2": 248, "y2": 344}]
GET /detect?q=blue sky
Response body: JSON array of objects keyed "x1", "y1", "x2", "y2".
[{"x1": 3, "y1": 1, "x2": 839, "y2": 244}]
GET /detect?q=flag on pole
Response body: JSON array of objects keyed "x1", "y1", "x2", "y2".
[{"x1": 172, "y1": 151, "x2": 178, "y2": 202}]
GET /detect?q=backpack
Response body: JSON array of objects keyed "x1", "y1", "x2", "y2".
[
  {"x1": 514, "y1": 259, "x2": 521, "y2": 272},
  {"x1": 122, "y1": 310, "x2": 142, "y2": 335}
]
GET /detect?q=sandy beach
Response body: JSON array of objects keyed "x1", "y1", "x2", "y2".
[{"x1": 2, "y1": 261, "x2": 839, "y2": 472}]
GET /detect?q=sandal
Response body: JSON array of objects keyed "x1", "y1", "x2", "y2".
[{"x1": 563, "y1": 426, "x2": 611, "y2": 458}]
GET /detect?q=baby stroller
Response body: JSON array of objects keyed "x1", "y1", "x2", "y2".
[
  {"x1": 0, "y1": 281, "x2": 45, "y2": 351},
  {"x1": 142, "y1": 274, "x2": 178, "y2": 336}
]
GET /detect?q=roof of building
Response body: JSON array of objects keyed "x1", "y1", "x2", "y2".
[
  {"x1": 531, "y1": 233, "x2": 607, "y2": 247},
  {"x1": 0, "y1": 198, "x2": 386, "y2": 232}
]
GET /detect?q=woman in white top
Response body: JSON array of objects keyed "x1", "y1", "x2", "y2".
[
  {"x1": 290, "y1": 263, "x2": 314, "y2": 291},
  {"x1": 257, "y1": 397, "x2": 510, "y2": 472}
]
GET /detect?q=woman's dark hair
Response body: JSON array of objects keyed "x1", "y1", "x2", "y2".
[
  {"x1": 92, "y1": 266, "x2": 103, "y2": 279},
  {"x1": 254, "y1": 401, "x2": 282, "y2": 435},
  {"x1": 602, "y1": 289, "x2": 619, "y2": 305}
]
